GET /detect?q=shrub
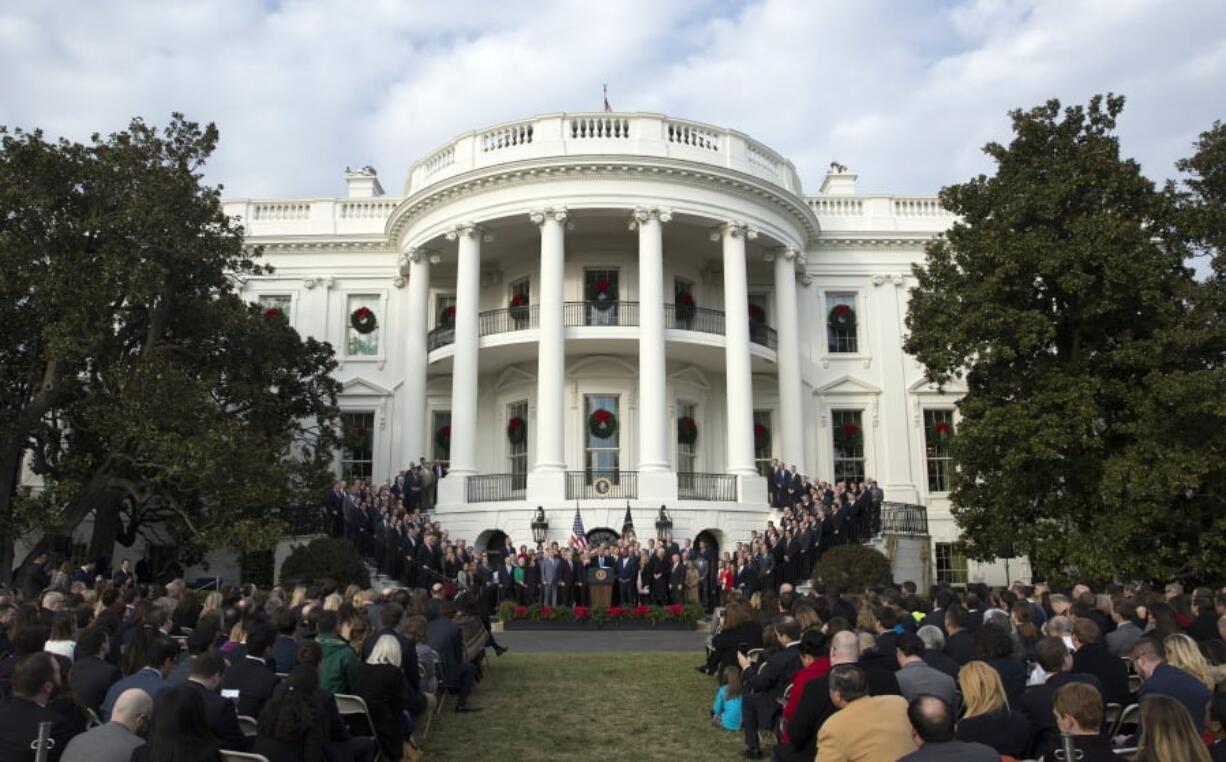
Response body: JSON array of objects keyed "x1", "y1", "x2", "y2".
[
  {"x1": 811, "y1": 544, "x2": 893, "y2": 593},
  {"x1": 278, "y1": 537, "x2": 370, "y2": 589}
]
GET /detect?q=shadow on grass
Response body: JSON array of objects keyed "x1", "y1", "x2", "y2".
[{"x1": 422, "y1": 651, "x2": 746, "y2": 761}]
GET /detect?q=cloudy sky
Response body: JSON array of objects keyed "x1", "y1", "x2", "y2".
[{"x1": 2, "y1": 0, "x2": 1223, "y2": 200}]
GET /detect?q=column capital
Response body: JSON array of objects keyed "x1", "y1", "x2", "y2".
[
  {"x1": 303, "y1": 276, "x2": 335, "y2": 290},
  {"x1": 628, "y1": 207, "x2": 672, "y2": 230},
  {"x1": 709, "y1": 221, "x2": 759, "y2": 242},
  {"x1": 392, "y1": 276, "x2": 407, "y2": 289},
  {"x1": 529, "y1": 207, "x2": 569, "y2": 226},
  {"x1": 872, "y1": 272, "x2": 906, "y2": 287},
  {"x1": 446, "y1": 223, "x2": 492, "y2": 242}
]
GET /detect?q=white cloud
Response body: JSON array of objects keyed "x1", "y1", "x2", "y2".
[{"x1": 1, "y1": 0, "x2": 1222, "y2": 198}]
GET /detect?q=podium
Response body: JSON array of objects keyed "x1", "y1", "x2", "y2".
[{"x1": 587, "y1": 566, "x2": 614, "y2": 609}]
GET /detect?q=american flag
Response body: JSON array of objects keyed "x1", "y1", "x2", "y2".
[{"x1": 570, "y1": 505, "x2": 588, "y2": 549}]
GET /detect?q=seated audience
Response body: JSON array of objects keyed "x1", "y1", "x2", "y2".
[
  {"x1": 1020, "y1": 636, "x2": 1104, "y2": 758},
  {"x1": 1070, "y1": 618, "x2": 1130, "y2": 706},
  {"x1": 60, "y1": 688, "x2": 151, "y2": 762},
  {"x1": 774, "y1": 630, "x2": 858, "y2": 762},
  {"x1": 67, "y1": 626, "x2": 121, "y2": 714},
  {"x1": 815, "y1": 664, "x2": 916, "y2": 761},
  {"x1": 1042, "y1": 682, "x2": 1116, "y2": 762},
  {"x1": 220, "y1": 621, "x2": 280, "y2": 719},
  {"x1": 895, "y1": 632, "x2": 959, "y2": 715},
  {"x1": 100, "y1": 632, "x2": 177, "y2": 720},
  {"x1": 131, "y1": 683, "x2": 223, "y2": 762},
  {"x1": 1127, "y1": 637, "x2": 1213, "y2": 739},
  {"x1": 426, "y1": 601, "x2": 480, "y2": 713},
  {"x1": 0, "y1": 652, "x2": 86, "y2": 762},
  {"x1": 185, "y1": 649, "x2": 247, "y2": 752},
  {"x1": 738, "y1": 615, "x2": 802, "y2": 759},
  {"x1": 317, "y1": 610, "x2": 359, "y2": 695},
  {"x1": 954, "y1": 660, "x2": 1033, "y2": 759},
  {"x1": 354, "y1": 634, "x2": 419, "y2": 762},
  {"x1": 898, "y1": 695, "x2": 997, "y2": 761},
  {"x1": 1208, "y1": 692, "x2": 1226, "y2": 762}
]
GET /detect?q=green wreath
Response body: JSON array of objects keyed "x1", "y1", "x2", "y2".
[
  {"x1": 828, "y1": 304, "x2": 856, "y2": 331},
  {"x1": 834, "y1": 421, "x2": 862, "y2": 451},
  {"x1": 588, "y1": 279, "x2": 617, "y2": 312},
  {"x1": 677, "y1": 416, "x2": 698, "y2": 446},
  {"x1": 350, "y1": 306, "x2": 378, "y2": 334},
  {"x1": 588, "y1": 409, "x2": 618, "y2": 439},
  {"x1": 435, "y1": 425, "x2": 451, "y2": 453},
  {"x1": 507, "y1": 416, "x2": 527, "y2": 445}
]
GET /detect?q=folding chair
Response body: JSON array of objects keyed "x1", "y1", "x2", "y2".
[
  {"x1": 746, "y1": 648, "x2": 764, "y2": 665},
  {"x1": 1116, "y1": 703, "x2": 1140, "y2": 739},
  {"x1": 220, "y1": 752, "x2": 269, "y2": 762},
  {"x1": 415, "y1": 662, "x2": 439, "y2": 741},
  {"x1": 86, "y1": 708, "x2": 102, "y2": 729},
  {"x1": 335, "y1": 693, "x2": 383, "y2": 761},
  {"x1": 1103, "y1": 702, "x2": 1123, "y2": 737},
  {"x1": 433, "y1": 661, "x2": 450, "y2": 717},
  {"x1": 237, "y1": 715, "x2": 258, "y2": 737}
]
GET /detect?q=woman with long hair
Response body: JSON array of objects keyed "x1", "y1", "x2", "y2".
[
  {"x1": 954, "y1": 661, "x2": 1033, "y2": 759},
  {"x1": 1011, "y1": 600, "x2": 1040, "y2": 660},
  {"x1": 1146, "y1": 602, "x2": 1183, "y2": 640},
  {"x1": 44, "y1": 610, "x2": 77, "y2": 660},
  {"x1": 132, "y1": 684, "x2": 222, "y2": 762},
  {"x1": 1163, "y1": 633, "x2": 1217, "y2": 692},
  {"x1": 254, "y1": 665, "x2": 325, "y2": 762},
  {"x1": 1132, "y1": 694, "x2": 1211, "y2": 762}
]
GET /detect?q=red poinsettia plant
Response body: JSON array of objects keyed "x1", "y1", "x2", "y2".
[
  {"x1": 666, "y1": 604, "x2": 685, "y2": 617},
  {"x1": 573, "y1": 606, "x2": 590, "y2": 620},
  {"x1": 607, "y1": 606, "x2": 625, "y2": 619},
  {"x1": 513, "y1": 606, "x2": 528, "y2": 618},
  {"x1": 264, "y1": 307, "x2": 284, "y2": 320},
  {"x1": 509, "y1": 293, "x2": 529, "y2": 308},
  {"x1": 539, "y1": 606, "x2": 556, "y2": 620},
  {"x1": 631, "y1": 605, "x2": 652, "y2": 620},
  {"x1": 748, "y1": 304, "x2": 767, "y2": 323}
]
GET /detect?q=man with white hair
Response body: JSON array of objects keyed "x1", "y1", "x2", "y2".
[
  {"x1": 61, "y1": 688, "x2": 150, "y2": 762},
  {"x1": 916, "y1": 625, "x2": 958, "y2": 678}
]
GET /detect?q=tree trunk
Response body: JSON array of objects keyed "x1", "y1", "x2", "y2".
[
  {"x1": 88, "y1": 498, "x2": 121, "y2": 566},
  {"x1": 0, "y1": 442, "x2": 25, "y2": 587}
]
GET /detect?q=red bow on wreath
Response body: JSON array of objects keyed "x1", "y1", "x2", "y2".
[
  {"x1": 354, "y1": 307, "x2": 373, "y2": 319},
  {"x1": 510, "y1": 293, "x2": 528, "y2": 307},
  {"x1": 594, "y1": 410, "x2": 612, "y2": 424},
  {"x1": 677, "y1": 292, "x2": 695, "y2": 305},
  {"x1": 264, "y1": 307, "x2": 283, "y2": 320},
  {"x1": 933, "y1": 421, "x2": 953, "y2": 436},
  {"x1": 841, "y1": 422, "x2": 859, "y2": 437}
]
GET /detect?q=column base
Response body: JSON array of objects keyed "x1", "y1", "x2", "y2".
[
  {"x1": 436, "y1": 474, "x2": 468, "y2": 507},
  {"x1": 526, "y1": 470, "x2": 567, "y2": 502},
  {"x1": 638, "y1": 470, "x2": 678, "y2": 503},
  {"x1": 737, "y1": 475, "x2": 768, "y2": 505}
]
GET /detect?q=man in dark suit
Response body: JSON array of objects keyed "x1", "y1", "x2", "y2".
[
  {"x1": 1126, "y1": 637, "x2": 1213, "y2": 740},
  {"x1": 734, "y1": 555, "x2": 757, "y2": 596},
  {"x1": 898, "y1": 695, "x2": 999, "y2": 761},
  {"x1": 1070, "y1": 618, "x2": 1130, "y2": 706},
  {"x1": 416, "y1": 533, "x2": 442, "y2": 581},
  {"x1": 616, "y1": 549, "x2": 637, "y2": 607},
  {"x1": 220, "y1": 622, "x2": 279, "y2": 720},
  {"x1": 0, "y1": 653, "x2": 85, "y2": 762},
  {"x1": 111, "y1": 559, "x2": 133, "y2": 590},
  {"x1": 426, "y1": 602, "x2": 480, "y2": 713},
  {"x1": 186, "y1": 649, "x2": 247, "y2": 751},
  {"x1": 1020, "y1": 637, "x2": 1104, "y2": 758},
  {"x1": 68, "y1": 627, "x2": 121, "y2": 714},
  {"x1": 942, "y1": 607, "x2": 977, "y2": 666},
  {"x1": 921, "y1": 590, "x2": 955, "y2": 635},
  {"x1": 100, "y1": 635, "x2": 177, "y2": 720},
  {"x1": 1106, "y1": 599, "x2": 1144, "y2": 656},
  {"x1": 739, "y1": 616, "x2": 802, "y2": 759},
  {"x1": 668, "y1": 553, "x2": 686, "y2": 604}
]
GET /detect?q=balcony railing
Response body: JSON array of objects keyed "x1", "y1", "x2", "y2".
[
  {"x1": 877, "y1": 501, "x2": 929, "y2": 537},
  {"x1": 425, "y1": 302, "x2": 777, "y2": 351},
  {"x1": 466, "y1": 473, "x2": 526, "y2": 502},
  {"x1": 664, "y1": 304, "x2": 725, "y2": 335},
  {"x1": 566, "y1": 470, "x2": 637, "y2": 499},
  {"x1": 677, "y1": 472, "x2": 737, "y2": 501},
  {"x1": 563, "y1": 300, "x2": 639, "y2": 327},
  {"x1": 480, "y1": 305, "x2": 539, "y2": 336}
]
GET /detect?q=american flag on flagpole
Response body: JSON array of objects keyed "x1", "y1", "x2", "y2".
[
  {"x1": 570, "y1": 503, "x2": 588, "y2": 549},
  {"x1": 602, "y1": 83, "x2": 611, "y2": 113}
]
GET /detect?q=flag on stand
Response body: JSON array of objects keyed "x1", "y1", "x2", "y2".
[
  {"x1": 621, "y1": 501, "x2": 635, "y2": 539},
  {"x1": 570, "y1": 504, "x2": 588, "y2": 549}
]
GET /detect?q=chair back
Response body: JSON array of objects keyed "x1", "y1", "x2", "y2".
[
  {"x1": 86, "y1": 708, "x2": 102, "y2": 729},
  {"x1": 1103, "y1": 702, "x2": 1123, "y2": 737},
  {"x1": 237, "y1": 715, "x2": 258, "y2": 737},
  {"x1": 220, "y1": 752, "x2": 269, "y2": 762},
  {"x1": 334, "y1": 693, "x2": 381, "y2": 741},
  {"x1": 1117, "y1": 703, "x2": 1140, "y2": 738}
]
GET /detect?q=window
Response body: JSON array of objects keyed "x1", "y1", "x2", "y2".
[
  {"x1": 673, "y1": 279, "x2": 695, "y2": 329},
  {"x1": 831, "y1": 409, "x2": 866, "y2": 486},
  {"x1": 508, "y1": 279, "x2": 530, "y2": 329},
  {"x1": 583, "y1": 269, "x2": 620, "y2": 326},
  {"x1": 340, "y1": 411, "x2": 374, "y2": 480},
  {"x1": 346, "y1": 294, "x2": 380, "y2": 356},
  {"x1": 676, "y1": 401, "x2": 697, "y2": 473},
  {"x1": 924, "y1": 409, "x2": 955, "y2": 492},
  {"x1": 748, "y1": 293, "x2": 770, "y2": 345},
  {"x1": 753, "y1": 409, "x2": 773, "y2": 477},
  {"x1": 507, "y1": 400, "x2": 528, "y2": 492},
  {"x1": 935, "y1": 542, "x2": 968, "y2": 587},
  {"x1": 432, "y1": 410, "x2": 451, "y2": 465},
  {"x1": 257, "y1": 294, "x2": 292, "y2": 321},
  {"x1": 826, "y1": 292, "x2": 858, "y2": 353},
  {"x1": 584, "y1": 394, "x2": 620, "y2": 476}
]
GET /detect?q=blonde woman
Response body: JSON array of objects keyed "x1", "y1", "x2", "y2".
[
  {"x1": 201, "y1": 590, "x2": 223, "y2": 617},
  {"x1": 1163, "y1": 633, "x2": 1217, "y2": 691},
  {"x1": 954, "y1": 661, "x2": 1033, "y2": 758},
  {"x1": 1132, "y1": 693, "x2": 1211, "y2": 762},
  {"x1": 322, "y1": 592, "x2": 344, "y2": 611},
  {"x1": 288, "y1": 585, "x2": 308, "y2": 610}
]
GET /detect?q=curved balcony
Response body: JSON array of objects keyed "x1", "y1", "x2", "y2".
[
  {"x1": 426, "y1": 301, "x2": 776, "y2": 351},
  {"x1": 407, "y1": 112, "x2": 804, "y2": 197}
]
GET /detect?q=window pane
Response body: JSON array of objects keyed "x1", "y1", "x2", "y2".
[
  {"x1": 826, "y1": 292, "x2": 858, "y2": 353},
  {"x1": 432, "y1": 411, "x2": 451, "y2": 464},
  {"x1": 753, "y1": 409, "x2": 772, "y2": 476},
  {"x1": 340, "y1": 411, "x2": 374, "y2": 481},
  {"x1": 923, "y1": 409, "x2": 955, "y2": 492},
  {"x1": 347, "y1": 294, "x2": 380, "y2": 356},
  {"x1": 257, "y1": 294, "x2": 292, "y2": 316},
  {"x1": 584, "y1": 394, "x2": 619, "y2": 475},
  {"x1": 831, "y1": 409, "x2": 865, "y2": 485},
  {"x1": 677, "y1": 401, "x2": 696, "y2": 473}
]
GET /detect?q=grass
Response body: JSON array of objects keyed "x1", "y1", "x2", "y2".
[{"x1": 422, "y1": 651, "x2": 746, "y2": 761}]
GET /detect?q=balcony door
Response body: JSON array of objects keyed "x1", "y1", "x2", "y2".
[
  {"x1": 584, "y1": 394, "x2": 620, "y2": 480},
  {"x1": 584, "y1": 268, "x2": 619, "y2": 326}
]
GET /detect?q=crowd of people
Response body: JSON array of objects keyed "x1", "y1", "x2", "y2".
[{"x1": 699, "y1": 578, "x2": 1226, "y2": 761}]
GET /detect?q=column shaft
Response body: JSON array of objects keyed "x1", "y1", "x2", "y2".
[
  {"x1": 774, "y1": 251, "x2": 805, "y2": 468},
  {"x1": 448, "y1": 227, "x2": 481, "y2": 476},
  {"x1": 402, "y1": 254, "x2": 430, "y2": 463},
  {"x1": 637, "y1": 211, "x2": 669, "y2": 472},
  {"x1": 535, "y1": 212, "x2": 566, "y2": 472},
  {"x1": 722, "y1": 226, "x2": 758, "y2": 476}
]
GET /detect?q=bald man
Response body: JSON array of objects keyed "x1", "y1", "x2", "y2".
[
  {"x1": 61, "y1": 688, "x2": 150, "y2": 762},
  {"x1": 775, "y1": 631, "x2": 861, "y2": 761}
]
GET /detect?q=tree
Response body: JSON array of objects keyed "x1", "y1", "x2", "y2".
[
  {"x1": 0, "y1": 115, "x2": 341, "y2": 585},
  {"x1": 905, "y1": 95, "x2": 1226, "y2": 583}
]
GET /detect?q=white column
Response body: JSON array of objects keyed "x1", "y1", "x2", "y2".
[
  {"x1": 771, "y1": 247, "x2": 805, "y2": 468},
  {"x1": 633, "y1": 208, "x2": 677, "y2": 502},
  {"x1": 401, "y1": 249, "x2": 431, "y2": 464},
  {"x1": 445, "y1": 223, "x2": 482, "y2": 478},
  {"x1": 719, "y1": 222, "x2": 759, "y2": 478},
  {"x1": 874, "y1": 273, "x2": 921, "y2": 503},
  {"x1": 635, "y1": 207, "x2": 671, "y2": 472},
  {"x1": 528, "y1": 209, "x2": 568, "y2": 500}
]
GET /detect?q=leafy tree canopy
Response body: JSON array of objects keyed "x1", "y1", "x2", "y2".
[
  {"x1": 0, "y1": 115, "x2": 341, "y2": 583},
  {"x1": 905, "y1": 95, "x2": 1226, "y2": 584}
]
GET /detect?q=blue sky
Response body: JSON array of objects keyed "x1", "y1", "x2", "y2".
[{"x1": 1, "y1": 0, "x2": 1223, "y2": 199}]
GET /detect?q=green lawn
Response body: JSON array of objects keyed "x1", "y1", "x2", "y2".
[{"x1": 421, "y1": 652, "x2": 746, "y2": 761}]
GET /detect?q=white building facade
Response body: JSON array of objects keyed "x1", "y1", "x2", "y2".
[{"x1": 225, "y1": 112, "x2": 1022, "y2": 587}]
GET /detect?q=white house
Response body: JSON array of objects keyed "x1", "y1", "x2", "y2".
[{"x1": 223, "y1": 112, "x2": 1026, "y2": 587}]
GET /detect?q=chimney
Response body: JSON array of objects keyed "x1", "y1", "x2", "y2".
[
  {"x1": 818, "y1": 162, "x2": 857, "y2": 195},
  {"x1": 344, "y1": 165, "x2": 384, "y2": 198}
]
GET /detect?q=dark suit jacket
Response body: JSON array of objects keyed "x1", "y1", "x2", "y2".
[
  {"x1": 711, "y1": 621, "x2": 763, "y2": 674},
  {"x1": 955, "y1": 708, "x2": 1033, "y2": 759},
  {"x1": 1137, "y1": 662, "x2": 1212, "y2": 735},
  {"x1": 1020, "y1": 672, "x2": 1104, "y2": 758},
  {"x1": 68, "y1": 655, "x2": 121, "y2": 713},
  {"x1": 1071, "y1": 642, "x2": 1130, "y2": 706},
  {"x1": 185, "y1": 679, "x2": 247, "y2": 752},
  {"x1": 360, "y1": 627, "x2": 421, "y2": 693},
  {"x1": 0, "y1": 697, "x2": 85, "y2": 762},
  {"x1": 425, "y1": 617, "x2": 465, "y2": 680},
  {"x1": 943, "y1": 630, "x2": 977, "y2": 666},
  {"x1": 745, "y1": 643, "x2": 802, "y2": 705},
  {"x1": 354, "y1": 662, "x2": 406, "y2": 759},
  {"x1": 220, "y1": 655, "x2": 280, "y2": 720},
  {"x1": 898, "y1": 740, "x2": 999, "y2": 761},
  {"x1": 922, "y1": 649, "x2": 960, "y2": 678}
]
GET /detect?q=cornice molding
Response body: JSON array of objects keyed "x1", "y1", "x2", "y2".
[{"x1": 385, "y1": 156, "x2": 821, "y2": 247}]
